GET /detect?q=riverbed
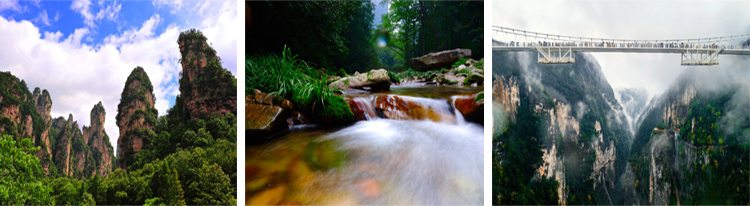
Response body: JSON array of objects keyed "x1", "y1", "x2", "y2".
[{"x1": 246, "y1": 85, "x2": 484, "y2": 205}]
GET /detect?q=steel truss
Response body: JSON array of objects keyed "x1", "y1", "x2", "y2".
[
  {"x1": 536, "y1": 46, "x2": 575, "y2": 64},
  {"x1": 681, "y1": 47, "x2": 723, "y2": 66}
]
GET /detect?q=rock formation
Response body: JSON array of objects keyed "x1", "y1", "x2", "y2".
[
  {"x1": 329, "y1": 69, "x2": 391, "y2": 91},
  {"x1": 177, "y1": 29, "x2": 237, "y2": 120},
  {"x1": 52, "y1": 114, "x2": 76, "y2": 177},
  {"x1": 493, "y1": 52, "x2": 631, "y2": 205},
  {"x1": 32, "y1": 88, "x2": 53, "y2": 174},
  {"x1": 409, "y1": 48, "x2": 471, "y2": 71},
  {"x1": 82, "y1": 102, "x2": 114, "y2": 177},
  {"x1": 116, "y1": 67, "x2": 158, "y2": 170}
]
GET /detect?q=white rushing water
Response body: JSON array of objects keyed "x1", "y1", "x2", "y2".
[{"x1": 316, "y1": 118, "x2": 484, "y2": 205}]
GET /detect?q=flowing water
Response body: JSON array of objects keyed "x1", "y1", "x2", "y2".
[{"x1": 246, "y1": 85, "x2": 484, "y2": 205}]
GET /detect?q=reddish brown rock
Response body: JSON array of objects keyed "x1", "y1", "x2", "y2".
[
  {"x1": 178, "y1": 29, "x2": 237, "y2": 120},
  {"x1": 116, "y1": 67, "x2": 158, "y2": 170},
  {"x1": 32, "y1": 88, "x2": 53, "y2": 174},
  {"x1": 82, "y1": 102, "x2": 114, "y2": 177},
  {"x1": 52, "y1": 114, "x2": 76, "y2": 176},
  {"x1": 374, "y1": 95, "x2": 448, "y2": 122},
  {"x1": 452, "y1": 92, "x2": 484, "y2": 125}
]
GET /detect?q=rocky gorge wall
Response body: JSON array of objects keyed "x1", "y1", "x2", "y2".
[{"x1": 492, "y1": 52, "x2": 633, "y2": 205}]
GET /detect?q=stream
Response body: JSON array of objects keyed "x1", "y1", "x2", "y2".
[{"x1": 246, "y1": 85, "x2": 484, "y2": 205}]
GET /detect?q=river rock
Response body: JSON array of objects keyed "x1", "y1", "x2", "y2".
[
  {"x1": 246, "y1": 103, "x2": 288, "y2": 141},
  {"x1": 437, "y1": 73, "x2": 465, "y2": 85},
  {"x1": 374, "y1": 95, "x2": 451, "y2": 122},
  {"x1": 452, "y1": 92, "x2": 484, "y2": 125},
  {"x1": 409, "y1": 48, "x2": 472, "y2": 71},
  {"x1": 329, "y1": 69, "x2": 391, "y2": 91},
  {"x1": 466, "y1": 72, "x2": 484, "y2": 85}
]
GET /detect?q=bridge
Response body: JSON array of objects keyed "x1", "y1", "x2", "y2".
[{"x1": 492, "y1": 26, "x2": 750, "y2": 65}]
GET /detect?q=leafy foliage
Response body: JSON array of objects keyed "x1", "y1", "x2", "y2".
[
  {"x1": 246, "y1": 46, "x2": 354, "y2": 124},
  {"x1": 452, "y1": 57, "x2": 469, "y2": 69},
  {"x1": 377, "y1": 1, "x2": 483, "y2": 69},
  {"x1": 0, "y1": 135, "x2": 55, "y2": 205},
  {"x1": 247, "y1": 1, "x2": 381, "y2": 73}
]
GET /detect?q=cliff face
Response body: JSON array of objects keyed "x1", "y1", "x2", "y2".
[
  {"x1": 32, "y1": 88, "x2": 53, "y2": 174},
  {"x1": 82, "y1": 102, "x2": 114, "y2": 177},
  {"x1": 52, "y1": 114, "x2": 75, "y2": 177},
  {"x1": 116, "y1": 67, "x2": 158, "y2": 170},
  {"x1": 629, "y1": 68, "x2": 750, "y2": 204},
  {"x1": 177, "y1": 29, "x2": 237, "y2": 120},
  {"x1": 0, "y1": 72, "x2": 38, "y2": 140},
  {"x1": 493, "y1": 52, "x2": 632, "y2": 205}
]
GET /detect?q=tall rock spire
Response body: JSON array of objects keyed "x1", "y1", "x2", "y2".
[{"x1": 116, "y1": 66, "x2": 158, "y2": 170}]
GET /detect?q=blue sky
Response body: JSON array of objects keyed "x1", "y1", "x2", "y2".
[{"x1": 0, "y1": 0, "x2": 238, "y2": 154}]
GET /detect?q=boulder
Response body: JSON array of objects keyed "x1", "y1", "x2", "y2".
[
  {"x1": 246, "y1": 104, "x2": 288, "y2": 143},
  {"x1": 330, "y1": 69, "x2": 391, "y2": 91},
  {"x1": 452, "y1": 92, "x2": 484, "y2": 125},
  {"x1": 409, "y1": 48, "x2": 472, "y2": 71},
  {"x1": 466, "y1": 72, "x2": 484, "y2": 85}
]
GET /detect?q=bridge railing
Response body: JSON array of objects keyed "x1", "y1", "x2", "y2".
[{"x1": 491, "y1": 26, "x2": 750, "y2": 51}]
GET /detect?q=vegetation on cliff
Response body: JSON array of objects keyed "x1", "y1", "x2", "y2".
[
  {"x1": 178, "y1": 29, "x2": 237, "y2": 120},
  {"x1": 116, "y1": 66, "x2": 158, "y2": 170},
  {"x1": 492, "y1": 94, "x2": 559, "y2": 205},
  {"x1": 629, "y1": 78, "x2": 749, "y2": 204}
]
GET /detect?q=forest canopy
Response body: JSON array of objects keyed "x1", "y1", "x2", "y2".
[{"x1": 246, "y1": 1, "x2": 483, "y2": 73}]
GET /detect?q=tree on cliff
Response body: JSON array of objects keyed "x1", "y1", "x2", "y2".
[{"x1": 0, "y1": 135, "x2": 54, "y2": 205}]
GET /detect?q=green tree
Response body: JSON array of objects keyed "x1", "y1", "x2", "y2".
[
  {"x1": 155, "y1": 162, "x2": 186, "y2": 206},
  {"x1": 188, "y1": 163, "x2": 235, "y2": 205},
  {"x1": 378, "y1": 1, "x2": 484, "y2": 69},
  {"x1": 0, "y1": 135, "x2": 54, "y2": 205}
]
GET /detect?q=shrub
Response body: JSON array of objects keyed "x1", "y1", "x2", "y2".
[{"x1": 452, "y1": 57, "x2": 469, "y2": 69}]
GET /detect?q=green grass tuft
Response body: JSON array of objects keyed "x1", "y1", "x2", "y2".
[{"x1": 246, "y1": 45, "x2": 353, "y2": 123}]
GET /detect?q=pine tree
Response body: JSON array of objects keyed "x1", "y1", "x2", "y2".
[{"x1": 159, "y1": 162, "x2": 186, "y2": 206}]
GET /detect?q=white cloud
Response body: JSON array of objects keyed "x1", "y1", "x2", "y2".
[
  {"x1": 153, "y1": 0, "x2": 183, "y2": 14},
  {"x1": 31, "y1": 10, "x2": 51, "y2": 26},
  {"x1": 0, "y1": 15, "x2": 182, "y2": 156},
  {"x1": 71, "y1": 0, "x2": 121, "y2": 28},
  {"x1": 0, "y1": 0, "x2": 21, "y2": 12},
  {"x1": 198, "y1": 0, "x2": 238, "y2": 74},
  {"x1": 43, "y1": 31, "x2": 63, "y2": 42},
  {"x1": 104, "y1": 15, "x2": 162, "y2": 46}
]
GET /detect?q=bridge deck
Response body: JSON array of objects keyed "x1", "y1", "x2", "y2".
[{"x1": 492, "y1": 46, "x2": 750, "y2": 55}]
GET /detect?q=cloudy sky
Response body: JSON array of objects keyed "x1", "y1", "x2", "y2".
[
  {"x1": 489, "y1": 0, "x2": 750, "y2": 98},
  {"x1": 0, "y1": 0, "x2": 237, "y2": 155}
]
